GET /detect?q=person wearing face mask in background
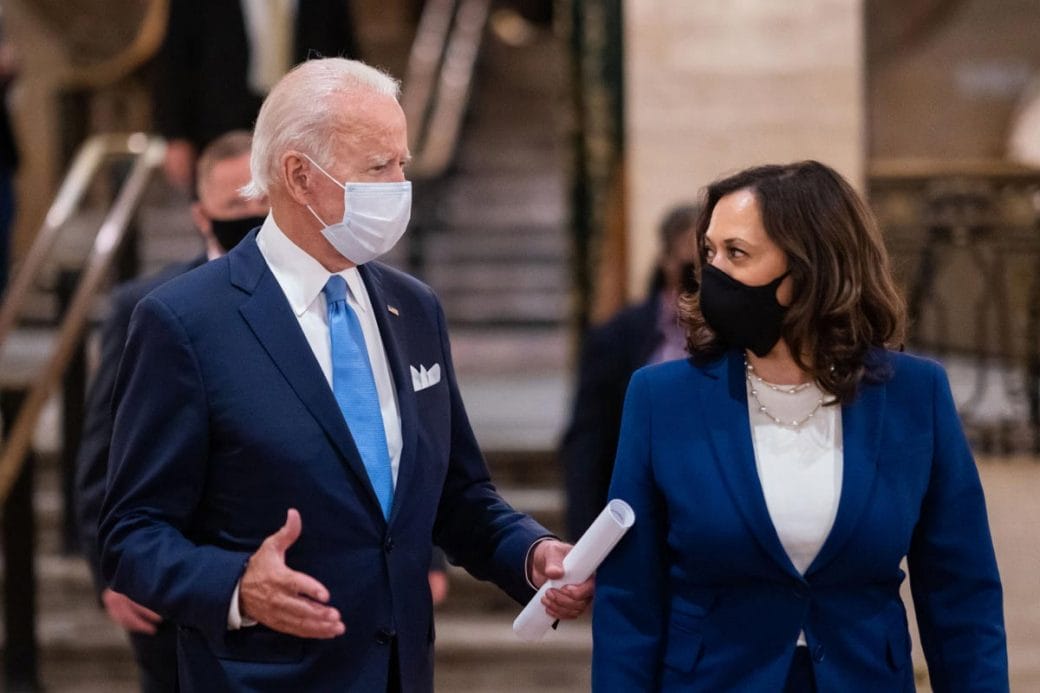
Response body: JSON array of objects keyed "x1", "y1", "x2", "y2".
[
  {"x1": 74, "y1": 130, "x2": 267, "y2": 693},
  {"x1": 154, "y1": 0, "x2": 361, "y2": 190},
  {"x1": 97, "y1": 58, "x2": 593, "y2": 692},
  {"x1": 559, "y1": 204, "x2": 699, "y2": 541},
  {"x1": 592, "y1": 161, "x2": 1007, "y2": 691}
]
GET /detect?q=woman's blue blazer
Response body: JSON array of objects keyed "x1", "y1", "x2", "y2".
[{"x1": 592, "y1": 349, "x2": 1007, "y2": 692}]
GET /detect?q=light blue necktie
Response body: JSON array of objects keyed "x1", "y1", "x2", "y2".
[{"x1": 323, "y1": 275, "x2": 393, "y2": 518}]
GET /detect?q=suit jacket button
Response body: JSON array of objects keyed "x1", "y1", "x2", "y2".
[
  {"x1": 813, "y1": 644, "x2": 825, "y2": 662},
  {"x1": 792, "y1": 584, "x2": 809, "y2": 599},
  {"x1": 384, "y1": 537, "x2": 394, "y2": 553},
  {"x1": 375, "y1": 628, "x2": 396, "y2": 645}
]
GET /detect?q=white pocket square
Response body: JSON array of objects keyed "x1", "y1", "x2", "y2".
[{"x1": 410, "y1": 363, "x2": 442, "y2": 392}]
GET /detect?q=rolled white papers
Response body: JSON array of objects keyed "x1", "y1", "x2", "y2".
[{"x1": 512, "y1": 498, "x2": 635, "y2": 642}]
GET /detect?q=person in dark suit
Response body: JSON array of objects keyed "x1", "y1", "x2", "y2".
[
  {"x1": 99, "y1": 58, "x2": 592, "y2": 692},
  {"x1": 560, "y1": 204, "x2": 699, "y2": 540},
  {"x1": 154, "y1": 0, "x2": 360, "y2": 189},
  {"x1": 592, "y1": 161, "x2": 1007, "y2": 691},
  {"x1": 75, "y1": 130, "x2": 268, "y2": 692},
  {"x1": 0, "y1": 17, "x2": 18, "y2": 294}
]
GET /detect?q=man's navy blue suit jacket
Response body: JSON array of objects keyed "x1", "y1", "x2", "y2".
[
  {"x1": 592, "y1": 350, "x2": 1008, "y2": 692},
  {"x1": 99, "y1": 233, "x2": 549, "y2": 692}
]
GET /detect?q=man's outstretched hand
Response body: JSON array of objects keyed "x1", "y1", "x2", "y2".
[
  {"x1": 239, "y1": 509, "x2": 345, "y2": 638},
  {"x1": 528, "y1": 539, "x2": 595, "y2": 620}
]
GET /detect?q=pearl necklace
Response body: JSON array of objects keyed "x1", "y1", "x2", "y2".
[{"x1": 745, "y1": 359, "x2": 824, "y2": 428}]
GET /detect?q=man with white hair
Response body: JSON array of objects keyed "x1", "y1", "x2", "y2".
[{"x1": 99, "y1": 58, "x2": 592, "y2": 691}]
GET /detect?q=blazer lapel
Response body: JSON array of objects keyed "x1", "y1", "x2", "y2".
[
  {"x1": 702, "y1": 351, "x2": 801, "y2": 579},
  {"x1": 360, "y1": 264, "x2": 419, "y2": 528},
  {"x1": 230, "y1": 240, "x2": 385, "y2": 518},
  {"x1": 806, "y1": 379, "x2": 885, "y2": 576}
]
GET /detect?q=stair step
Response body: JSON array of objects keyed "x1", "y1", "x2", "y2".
[
  {"x1": 476, "y1": 32, "x2": 567, "y2": 92},
  {"x1": 434, "y1": 614, "x2": 591, "y2": 693},
  {"x1": 434, "y1": 612, "x2": 590, "y2": 657},
  {"x1": 486, "y1": 449, "x2": 562, "y2": 486},
  {"x1": 447, "y1": 326, "x2": 569, "y2": 375},
  {"x1": 455, "y1": 140, "x2": 563, "y2": 174},
  {"x1": 423, "y1": 226, "x2": 567, "y2": 262},
  {"x1": 439, "y1": 184, "x2": 565, "y2": 231},
  {"x1": 0, "y1": 327, "x2": 59, "y2": 388},
  {"x1": 439, "y1": 291, "x2": 569, "y2": 325},
  {"x1": 426, "y1": 263, "x2": 567, "y2": 295}
]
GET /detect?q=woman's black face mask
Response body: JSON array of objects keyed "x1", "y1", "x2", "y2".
[{"x1": 698, "y1": 263, "x2": 790, "y2": 357}]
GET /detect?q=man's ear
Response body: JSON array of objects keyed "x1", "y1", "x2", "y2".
[
  {"x1": 281, "y1": 151, "x2": 314, "y2": 205},
  {"x1": 190, "y1": 201, "x2": 210, "y2": 237}
]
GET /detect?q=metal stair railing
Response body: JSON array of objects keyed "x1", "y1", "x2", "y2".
[
  {"x1": 0, "y1": 132, "x2": 164, "y2": 690},
  {"x1": 869, "y1": 158, "x2": 1040, "y2": 454},
  {"x1": 0, "y1": 132, "x2": 165, "y2": 502},
  {"x1": 402, "y1": 0, "x2": 491, "y2": 181}
]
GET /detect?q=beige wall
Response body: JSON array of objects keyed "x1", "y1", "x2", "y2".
[{"x1": 623, "y1": 0, "x2": 865, "y2": 297}]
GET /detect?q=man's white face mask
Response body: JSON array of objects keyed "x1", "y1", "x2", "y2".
[{"x1": 304, "y1": 154, "x2": 412, "y2": 265}]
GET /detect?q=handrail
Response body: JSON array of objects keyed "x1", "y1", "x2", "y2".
[
  {"x1": 0, "y1": 136, "x2": 110, "y2": 348},
  {"x1": 402, "y1": 0, "x2": 491, "y2": 180},
  {"x1": 401, "y1": 0, "x2": 457, "y2": 154},
  {"x1": 0, "y1": 133, "x2": 166, "y2": 502}
]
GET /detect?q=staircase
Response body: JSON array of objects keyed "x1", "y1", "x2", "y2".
[{"x1": 411, "y1": 17, "x2": 571, "y2": 329}]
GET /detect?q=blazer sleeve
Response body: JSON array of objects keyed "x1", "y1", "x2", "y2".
[
  {"x1": 591, "y1": 369, "x2": 667, "y2": 691},
  {"x1": 429, "y1": 298, "x2": 550, "y2": 604},
  {"x1": 908, "y1": 363, "x2": 1009, "y2": 692},
  {"x1": 73, "y1": 286, "x2": 138, "y2": 597},
  {"x1": 99, "y1": 294, "x2": 250, "y2": 646}
]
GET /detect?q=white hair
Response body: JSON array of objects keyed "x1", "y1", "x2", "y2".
[{"x1": 242, "y1": 58, "x2": 401, "y2": 198}]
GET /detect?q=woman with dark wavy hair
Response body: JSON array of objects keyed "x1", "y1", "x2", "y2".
[{"x1": 591, "y1": 161, "x2": 1007, "y2": 692}]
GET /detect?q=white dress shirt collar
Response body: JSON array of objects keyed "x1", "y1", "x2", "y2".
[{"x1": 255, "y1": 214, "x2": 370, "y2": 316}]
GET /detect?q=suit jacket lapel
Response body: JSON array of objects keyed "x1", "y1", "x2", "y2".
[
  {"x1": 230, "y1": 239, "x2": 385, "y2": 518},
  {"x1": 360, "y1": 264, "x2": 419, "y2": 528},
  {"x1": 806, "y1": 379, "x2": 885, "y2": 576},
  {"x1": 702, "y1": 351, "x2": 801, "y2": 579}
]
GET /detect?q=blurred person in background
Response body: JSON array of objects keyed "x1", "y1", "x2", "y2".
[
  {"x1": 75, "y1": 130, "x2": 267, "y2": 693},
  {"x1": 560, "y1": 204, "x2": 699, "y2": 540},
  {"x1": 155, "y1": 0, "x2": 360, "y2": 189},
  {"x1": 593, "y1": 161, "x2": 1007, "y2": 691}
]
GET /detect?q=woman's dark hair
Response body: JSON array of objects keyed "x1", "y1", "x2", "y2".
[{"x1": 678, "y1": 160, "x2": 906, "y2": 404}]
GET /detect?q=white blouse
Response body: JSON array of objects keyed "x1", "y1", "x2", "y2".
[{"x1": 746, "y1": 374, "x2": 844, "y2": 646}]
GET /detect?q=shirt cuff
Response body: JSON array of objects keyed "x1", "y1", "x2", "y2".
[
  {"x1": 227, "y1": 580, "x2": 258, "y2": 630},
  {"x1": 524, "y1": 536, "x2": 555, "y2": 590}
]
